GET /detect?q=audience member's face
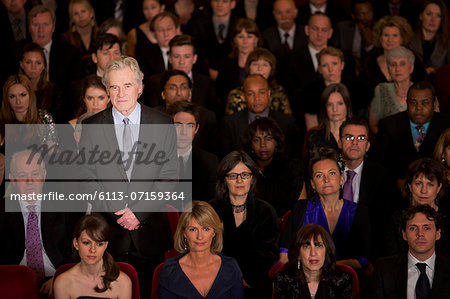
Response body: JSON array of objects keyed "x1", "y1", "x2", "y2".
[
  {"x1": 380, "y1": 26, "x2": 402, "y2": 51},
  {"x1": 318, "y1": 54, "x2": 344, "y2": 84},
  {"x1": 154, "y1": 16, "x2": 179, "y2": 48},
  {"x1": 310, "y1": 159, "x2": 343, "y2": 197},
  {"x1": 326, "y1": 92, "x2": 346, "y2": 122},
  {"x1": 71, "y1": 3, "x2": 94, "y2": 28},
  {"x1": 143, "y1": 0, "x2": 164, "y2": 21},
  {"x1": 211, "y1": 0, "x2": 236, "y2": 18},
  {"x1": 407, "y1": 88, "x2": 435, "y2": 125},
  {"x1": 387, "y1": 57, "x2": 413, "y2": 82},
  {"x1": 251, "y1": 129, "x2": 277, "y2": 162},
  {"x1": 2, "y1": 0, "x2": 26, "y2": 17},
  {"x1": 8, "y1": 83, "x2": 30, "y2": 120},
  {"x1": 73, "y1": 230, "x2": 108, "y2": 265},
  {"x1": 84, "y1": 87, "x2": 110, "y2": 113},
  {"x1": 225, "y1": 162, "x2": 252, "y2": 199},
  {"x1": 234, "y1": 29, "x2": 258, "y2": 56},
  {"x1": 340, "y1": 124, "x2": 370, "y2": 164},
  {"x1": 353, "y1": 2, "x2": 374, "y2": 26},
  {"x1": 184, "y1": 218, "x2": 215, "y2": 253},
  {"x1": 420, "y1": 3, "x2": 441, "y2": 33},
  {"x1": 92, "y1": 43, "x2": 121, "y2": 75},
  {"x1": 106, "y1": 66, "x2": 142, "y2": 116},
  {"x1": 29, "y1": 11, "x2": 55, "y2": 47},
  {"x1": 249, "y1": 59, "x2": 272, "y2": 79},
  {"x1": 174, "y1": 112, "x2": 198, "y2": 150},
  {"x1": 273, "y1": 0, "x2": 298, "y2": 31},
  {"x1": 20, "y1": 51, "x2": 45, "y2": 81},
  {"x1": 444, "y1": 145, "x2": 450, "y2": 168},
  {"x1": 9, "y1": 151, "x2": 46, "y2": 197},
  {"x1": 243, "y1": 76, "x2": 271, "y2": 114},
  {"x1": 305, "y1": 15, "x2": 332, "y2": 49},
  {"x1": 299, "y1": 235, "x2": 326, "y2": 275},
  {"x1": 402, "y1": 212, "x2": 440, "y2": 261},
  {"x1": 169, "y1": 45, "x2": 197, "y2": 75},
  {"x1": 162, "y1": 75, "x2": 191, "y2": 105},
  {"x1": 409, "y1": 174, "x2": 442, "y2": 207},
  {"x1": 310, "y1": 0, "x2": 327, "y2": 8}
]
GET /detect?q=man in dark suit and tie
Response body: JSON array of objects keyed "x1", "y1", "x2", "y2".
[
  {"x1": 375, "y1": 82, "x2": 450, "y2": 189},
  {"x1": 79, "y1": 56, "x2": 177, "y2": 298},
  {"x1": 1, "y1": 149, "x2": 74, "y2": 297},
  {"x1": 296, "y1": 0, "x2": 349, "y2": 26},
  {"x1": 372, "y1": 204, "x2": 450, "y2": 299}
]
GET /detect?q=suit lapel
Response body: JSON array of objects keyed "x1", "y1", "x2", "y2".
[{"x1": 396, "y1": 253, "x2": 409, "y2": 298}]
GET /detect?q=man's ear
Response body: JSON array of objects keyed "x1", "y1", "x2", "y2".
[
  {"x1": 436, "y1": 229, "x2": 441, "y2": 241},
  {"x1": 402, "y1": 230, "x2": 407, "y2": 241},
  {"x1": 305, "y1": 25, "x2": 310, "y2": 37},
  {"x1": 161, "y1": 90, "x2": 166, "y2": 100},
  {"x1": 193, "y1": 54, "x2": 198, "y2": 65},
  {"x1": 92, "y1": 53, "x2": 98, "y2": 64}
]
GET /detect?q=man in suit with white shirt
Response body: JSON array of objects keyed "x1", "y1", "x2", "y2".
[{"x1": 372, "y1": 204, "x2": 450, "y2": 299}]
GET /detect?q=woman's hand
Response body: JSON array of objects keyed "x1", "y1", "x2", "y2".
[
  {"x1": 279, "y1": 252, "x2": 288, "y2": 264},
  {"x1": 40, "y1": 277, "x2": 53, "y2": 298}
]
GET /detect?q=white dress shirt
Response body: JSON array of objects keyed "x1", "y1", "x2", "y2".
[
  {"x1": 277, "y1": 24, "x2": 296, "y2": 50},
  {"x1": 308, "y1": 45, "x2": 320, "y2": 71},
  {"x1": 407, "y1": 251, "x2": 435, "y2": 299}
]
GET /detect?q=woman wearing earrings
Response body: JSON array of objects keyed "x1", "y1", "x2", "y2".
[
  {"x1": 280, "y1": 148, "x2": 370, "y2": 274},
  {"x1": 158, "y1": 200, "x2": 244, "y2": 298},
  {"x1": 274, "y1": 224, "x2": 352, "y2": 299},
  {"x1": 65, "y1": 0, "x2": 98, "y2": 56}
]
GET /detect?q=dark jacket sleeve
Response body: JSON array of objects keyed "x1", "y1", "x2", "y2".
[{"x1": 280, "y1": 199, "x2": 308, "y2": 249}]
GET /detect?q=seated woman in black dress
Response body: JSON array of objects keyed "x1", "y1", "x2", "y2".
[
  {"x1": 158, "y1": 200, "x2": 244, "y2": 298},
  {"x1": 280, "y1": 148, "x2": 370, "y2": 273},
  {"x1": 242, "y1": 117, "x2": 306, "y2": 218},
  {"x1": 274, "y1": 223, "x2": 352, "y2": 299},
  {"x1": 211, "y1": 150, "x2": 279, "y2": 299},
  {"x1": 54, "y1": 214, "x2": 132, "y2": 299}
]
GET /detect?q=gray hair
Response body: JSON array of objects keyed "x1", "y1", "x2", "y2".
[
  {"x1": 102, "y1": 56, "x2": 144, "y2": 89},
  {"x1": 10, "y1": 149, "x2": 46, "y2": 175},
  {"x1": 28, "y1": 5, "x2": 56, "y2": 25},
  {"x1": 386, "y1": 46, "x2": 415, "y2": 66}
]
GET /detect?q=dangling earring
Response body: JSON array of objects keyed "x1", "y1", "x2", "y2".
[
  {"x1": 297, "y1": 259, "x2": 301, "y2": 270},
  {"x1": 183, "y1": 237, "x2": 189, "y2": 251},
  {"x1": 442, "y1": 155, "x2": 447, "y2": 166}
]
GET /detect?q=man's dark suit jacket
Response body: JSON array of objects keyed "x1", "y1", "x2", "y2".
[
  {"x1": 375, "y1": 111, "x2": 450, "y2": 180},
  {"x1": 79, "y1": 105, "x2": 176, "y2": 261},
  {"x1": 219, "y1": 109, "x2": 298, "y2": 158},
  {"x1": 137, "y1": 43, "x2": 167, "y2": 80},
  {"x1": 0, "y1": 202, "x2": 74, "y2": 271},
  {"x1": 90, "y1": 0, "x2": 144, "y2": 33},
  {"x1": 49, "y1": 38, "x2": 82, "y2": 90},
  {"x1": 372, "y1": 253, "x2": 450, "y2": 298},
  {"x1": 262, "y1": 24, "x2": 307, "y2": 56},
  {"x1": 233, "y1": 0, "x2": 275, "y2": 31},
  {"x1": 374, "y1": 0, "x2": 421, "y2": 31},
  {"x1": 296, "y1": 2, "x2": 349, "y2": 26}
]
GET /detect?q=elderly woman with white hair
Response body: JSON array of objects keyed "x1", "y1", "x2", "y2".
[{"x1": 369, "y1": 46, "x2": 415, "y2": 134}]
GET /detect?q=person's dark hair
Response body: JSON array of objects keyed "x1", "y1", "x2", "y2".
[
  {"x1": 150, "y1": 11, "x2": 180, "y2": 31},
  {"x1": 308, "y1": 147, "x2": 342, "y2": 177},
  {"x1": 92, "y1": 33, "x2": 121, "y2": 53},
  {"x1": 169, "y1": 34, "x2": 197, "y2": 54},
  {"x1": 418, "y1": 0, "x2": 448, "y2": 46},
  {"x1": 241, "y1": 117, "x2": 286, "y2": 156},
  {"x1": 350, "y1": 0, "x2": 373, "y2": 13},
  {"x1": 216, "y1": 150, "x2": 259, "y2": 198},
  {"x1": 73, "y1": 213, "x2": 119, "y2": 293},
  {"x1": 403, "y1": 158, "x2": 444, "y2": 200},
  {"x1": 339, "y1": 116, "x2": 370, "y2": 139},
  {"x1": 407, "y1": 81, "x2": 436, "y2": 103},
  {"x1": 318, "y1": 83, "x2": 352, "y2": 141},
  {"x1": 160, "y1": 69, "x2": 192, "y2": 92},
  {"x1": 98, "y1": 18, "x2": 127, "y2": 48},
  {"x1": 283, "y1": 224, "x2": 336, "y2": 282},
  {"x1": 74, "y1": 75, "x2": 109, "y2": 118},
  {"x1": 401, "y1": 204, "x2": 442, "y2": 232},
  {"x1": 166, "y1": 101, "x2": 201, "y2": 124},
  {"x1": 230, "y1": 18, "x2": 262, "y2": 57}
]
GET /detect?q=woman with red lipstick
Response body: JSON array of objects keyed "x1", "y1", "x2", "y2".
[
  {"x1": 158, "y1": 201, "x2": 244, "y2": 298},
  {"x1": 242, "y1": 117, "x2": 307, "y2": 218},
  {"x1": 280, "y1": 148, "x2": 370, "y2": 273},
  {"x1": 211, "y1": 151, "x2": 279, "y2": 299},
  {"x1": 274, "y1": 224, "x2": 352, "y2": 299},
  {"x1": 410, "y1": 0, "x2": 450, "y2": 77},
  {"x1": 54, "y1": 214, "x2": 132, "y2": 299}
]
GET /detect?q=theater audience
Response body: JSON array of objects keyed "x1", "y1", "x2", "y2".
[
  {"x1": 225, "y1": 48, "x2": 291, "y2": 116},
  {"x1": 63, "y1": 0, "x2": 98, "y2": 56},
  {"x1": 127, "y1": 0, "x2": 165, "y2": 58},
  {"x1": 273, "y1": 224, "x2": 353, "y2": 299},
  {"x1": 281, "y1": 147, "x2": 370, "y2": 273},
  {"x1": 158, "y1": 201, "x2": 244, "y2": 298},
  {"x1": 211, "y1": 151, "x2": 278, "y2": 298},
  {"x1": 305, "y1": 83, "x2": 352, "y2": 159},
  {"x1": 54, "y1": 213, "x2": 132, "y2": 299},
  {"x1": 369, "y1": 46, "x2": 415, "y2": 135},
  {"x1": 242, "y1": 117, "x2": 306, "y2": 218},
  {"x1": 409, "y1": 0, "x2": 450, "y2": 77},
  {"x1": 216, "y1": 18, "x2": 261, "y2": 105}
]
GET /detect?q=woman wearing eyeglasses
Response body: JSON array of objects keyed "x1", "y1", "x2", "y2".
[{"x1": 211, "y1": 150, "x2": 279, "y2": 299}]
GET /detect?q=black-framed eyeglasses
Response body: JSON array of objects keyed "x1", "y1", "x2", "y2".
[
  {"x1": 344, "y1": 135, "x2": 368, "y2": 142},
  {"x1": 225, "y1": 172, "x2": 253, "y2": 180}
]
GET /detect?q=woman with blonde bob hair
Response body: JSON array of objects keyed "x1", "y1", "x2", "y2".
[{"x1": 158, "y1": 201, "x2": 244, "y2": 298}]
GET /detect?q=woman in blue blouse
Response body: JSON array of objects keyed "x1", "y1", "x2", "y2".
[
  {"x1": 158, "y1": 201, "x2": 244, "y2": 299},
  {"x1": 280, "y1": 148, "x2": 370, "y2": 272}
]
